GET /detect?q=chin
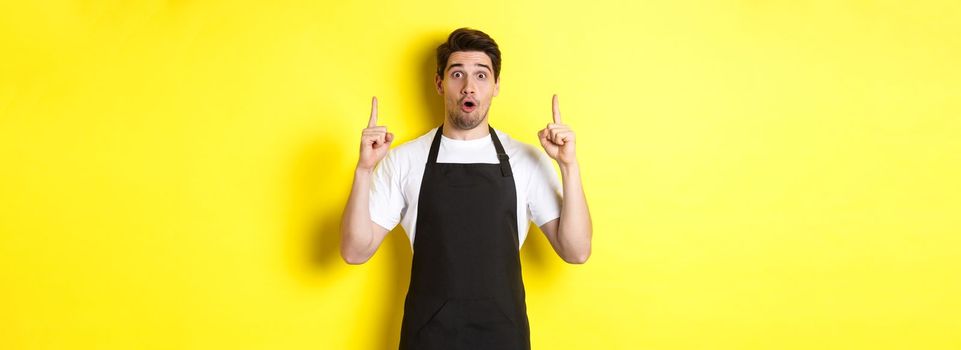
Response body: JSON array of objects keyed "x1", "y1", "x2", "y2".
[
  {"x1": 451, "y1": 114, "x2": 485, "y2": 130},
  {"x1": 446, "y1": 107, "x2": 486, "y2": 130}
]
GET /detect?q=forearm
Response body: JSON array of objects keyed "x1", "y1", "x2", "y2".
[
  {"x1": 557, "y1": 161, "x2": 592, "y2": 263},
  {"x1": 340, "y1": 168, "x2": 375, "y2": 262}
]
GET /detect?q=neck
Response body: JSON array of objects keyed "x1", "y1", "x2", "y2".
[{"x1": 442, "y1": 118, "x2": 490, "y2": 140}]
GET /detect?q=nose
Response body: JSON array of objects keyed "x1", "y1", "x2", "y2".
[{"x1": 460, "y1": 76, "x2": 476, "y2": 96}]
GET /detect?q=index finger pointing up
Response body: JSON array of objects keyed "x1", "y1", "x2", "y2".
[
  {"x1": 552, "y1": 94, "x2": 562, "y2": 124},
  {"x1": 369, "y1": 96, "x2": 378, "y2": 127}
]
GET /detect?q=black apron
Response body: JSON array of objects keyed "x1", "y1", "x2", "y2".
[{"x1": 399, "y1": 124, "x2": 531, "y2": 350}]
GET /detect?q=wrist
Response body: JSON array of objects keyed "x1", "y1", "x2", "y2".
[
  {"x1": 355, "y1": 166, "x2": 374, "y2": 176},
  {"x1": 558, "y1": 159, "x2": 579, "y2": 171}
]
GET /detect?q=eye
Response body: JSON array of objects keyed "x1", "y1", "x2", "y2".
[
  {"x1": 452, "y1": 71, "x2": 463, "y2": 78},
  {"x1": 477, "y1": 73, "x2": 486, "y2": 79}
]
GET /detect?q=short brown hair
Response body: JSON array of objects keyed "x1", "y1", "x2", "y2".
[{"x1": 436, "y1": 28, "x2": 501, "y2": 81}]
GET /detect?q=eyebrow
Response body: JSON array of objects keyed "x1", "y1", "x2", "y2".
[{"x1": 446, "y1": 63, "x2": 493, "y2": 73}]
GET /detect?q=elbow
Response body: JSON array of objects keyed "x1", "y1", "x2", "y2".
[
  {"x1": 339, "y1": 229, "x2": 371, "y2": 265},
  {"x1": 564, "y1": 249, "x2": 591, "y2": 265},
  {"x1": 341, "y1": 249, "x2": 370, "y2": 265},
  {"x1": 343, "y1": 255, "x2": 369, "y2": 265},
  {"x1": 559, "y1": 226, "x2": 592, "y2": 264},
  {"x1": 565, "y1": 255, "x2": 589, "y2": 264}
]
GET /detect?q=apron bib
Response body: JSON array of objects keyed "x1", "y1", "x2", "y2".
[{"x1": 398, "y1": 124, "x2": 531, "y2": 350}]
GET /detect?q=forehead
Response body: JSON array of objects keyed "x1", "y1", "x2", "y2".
[{"x1": 446, "y1": 51, "x2": 493, "y2": 70}]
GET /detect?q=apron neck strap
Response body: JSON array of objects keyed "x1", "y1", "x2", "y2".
[{"x1": 426, "y1": 124, "x2": 513, "y2": 177}]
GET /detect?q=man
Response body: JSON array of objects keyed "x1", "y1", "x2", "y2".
[{"x1": 340, "y1": 28, "x2": 592, "y2": 349}]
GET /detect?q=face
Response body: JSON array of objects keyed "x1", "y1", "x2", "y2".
[{"x1": 435, "y1": 51, "x2": 499, "y2": 130}]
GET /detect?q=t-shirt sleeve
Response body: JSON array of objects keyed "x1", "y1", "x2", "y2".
[
  {"x1": 369, "y1": 149, "x2": 405, "y2": 231},
  {"x1": 527, "y1": 149, "x2": 563, "y2": 227}
]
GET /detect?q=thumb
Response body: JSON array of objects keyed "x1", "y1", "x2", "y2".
[{"x1": 538, "y1": 128, "x2": 552, "y2": 144}]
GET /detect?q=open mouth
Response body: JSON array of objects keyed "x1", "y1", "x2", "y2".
[{"x1": 461, "y1": 100, "x2": 477, "y2": 113}]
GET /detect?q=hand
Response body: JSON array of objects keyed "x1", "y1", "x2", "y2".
[
  {"x1": 357, "y1": 96, "x2": 394, "y2": 172},
  {"x1": 538, "y1": 94, "x2": 577, "y2": 166}
]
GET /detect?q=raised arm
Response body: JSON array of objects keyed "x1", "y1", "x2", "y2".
[
  {"x1": 340, "y1": 96, "x2": 393, "y2": 265},
  {"x1": 537, "y1": 94, "x2": 593, "y2": 264}
]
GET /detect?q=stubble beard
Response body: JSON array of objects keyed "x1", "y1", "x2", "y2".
[{"x1": 446, "y1": 105, "x2": 489, "y2": 130}]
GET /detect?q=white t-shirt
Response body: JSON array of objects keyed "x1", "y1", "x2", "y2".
[{"x1": 369, "y1": 126, "x2": 562, "y2": 251}]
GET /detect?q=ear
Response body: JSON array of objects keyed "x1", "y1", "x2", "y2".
[
  {"x1": 434, "y1": 74, "x2": 443, "y2": 95},
  {"x1": 493, "y1": 77, "x2": 500, "y2": 97}
]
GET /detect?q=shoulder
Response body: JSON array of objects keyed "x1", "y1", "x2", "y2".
[
  {"x1": 383, "y1": 127, "x2": 437, "y2": 166},
  {"x1": 494, "y1": 128, "x2": 546, "y2": 167}
]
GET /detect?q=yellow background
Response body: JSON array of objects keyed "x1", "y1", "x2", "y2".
[{"x1": 2, "y1": 0, "x2": 959, "y2": 349}]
